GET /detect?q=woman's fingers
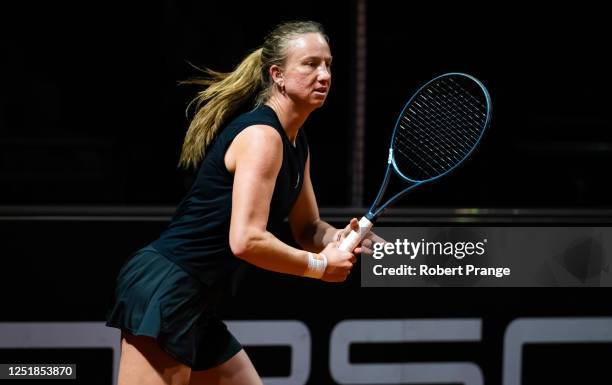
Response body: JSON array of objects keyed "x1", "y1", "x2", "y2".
[
  {"x1": 339, "y1": 218, "x2": 360, "y2": 240},
  {"x1": 353, "y1": 238, "x2": 374, "y2": 255},
  {"x1": 366, "y1": 231, "x2": 386, "y2": 245},
  {"x1": 323, "y1": 251, "x2": 355, "y2": 282}
]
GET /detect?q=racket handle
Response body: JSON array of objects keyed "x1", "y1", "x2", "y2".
[{"x1": 339, "y1": 217, "x2": 374, "y2": 252}]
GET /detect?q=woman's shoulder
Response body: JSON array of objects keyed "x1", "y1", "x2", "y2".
[
  {"x1": 219, "y1": 106, "x2": 280, "y2": 146},
  {"x1": 235, "y1": 124, "x2": 282, "y2": 146},
  {"x1": 225, "y1": 105, "x2": 279, "y2": 131},
  {"x1": 215, "y1": 111, "x2": 282, "y2": 164}
]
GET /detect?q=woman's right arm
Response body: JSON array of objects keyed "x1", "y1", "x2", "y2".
[{"x1": 226, "y1": 125, "x2": 354, "y2": 282}]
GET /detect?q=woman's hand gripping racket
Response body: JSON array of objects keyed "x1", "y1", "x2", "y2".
[{"x1": 340, "y1": 73, "x2": 492, "y2": 252}]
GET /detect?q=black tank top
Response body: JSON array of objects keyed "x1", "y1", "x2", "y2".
[{"x1": 152, "y1": 105, "x2": 308, "y2": 286}]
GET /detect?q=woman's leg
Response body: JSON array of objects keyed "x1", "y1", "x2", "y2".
[
  {"x1": 188, "y1": 349, "x2": 263, "y2": 385},
  {"x1": 117, "y1": 331, "x2": 192, "y2": 385}
]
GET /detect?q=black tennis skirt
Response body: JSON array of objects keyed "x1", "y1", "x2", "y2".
[{"x1": 105, "y1": 245, "x2": 242, "y2": 370}]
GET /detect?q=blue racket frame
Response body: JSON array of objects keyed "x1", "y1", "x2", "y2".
[{"x1": 365, "y1": 72, "x2": 492, "y2": 221}]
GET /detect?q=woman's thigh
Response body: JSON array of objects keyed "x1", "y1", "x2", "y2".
[
  {"x1": 188, "y1": 349, "x2": 263, "y2": 385},
  {"x1": 117, "y1": 332, "x2": 192, "y2": 385}
]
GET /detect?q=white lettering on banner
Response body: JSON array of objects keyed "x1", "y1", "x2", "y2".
[
  {"x1": 0, "y1": 321, "x2": 310, "y2": 385},
  {"x1": 329, "y1": 319, "x2": 483, "y2": 384},
  {"x1": 2, "y1": 317, "x2": 612, "y2": 385},
  {"x1": 226, "y1": 320, "x2": 310, "y2": 385},
  {"x1": 502, "y1": 318, "x2": 612, "y2": 385},
  {"x1": 0, "y1": 322, "x2": 120, "y2": 383}
]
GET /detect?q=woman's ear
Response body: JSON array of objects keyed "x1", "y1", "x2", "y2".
[{"x1": 269, "y1": 64, "x2": 284, "y2": 85}]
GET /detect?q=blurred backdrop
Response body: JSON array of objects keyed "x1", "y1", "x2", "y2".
[
  {"x1": 2, "y1": 0, "x2": 611, "y2": 207},
  {"x1": 1, "y1": 1, "x2": 612, "y2": 385}
]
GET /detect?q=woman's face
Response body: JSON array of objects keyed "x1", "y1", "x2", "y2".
[{"x1": 280, "y1": 33, "x2": 332, "y2": 108}]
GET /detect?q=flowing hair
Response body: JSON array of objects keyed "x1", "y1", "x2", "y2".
[{"x1": 178, "y1": 21, "x2": 328, "y2": 169}]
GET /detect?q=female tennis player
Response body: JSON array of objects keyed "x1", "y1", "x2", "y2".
[{"x1": 106, "y1": 21, "x2": 376, "y2": 385}]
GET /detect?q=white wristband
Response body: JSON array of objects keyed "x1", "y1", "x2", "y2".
[{"x1": 304, "y1": 252, "x2": 327, "y2": 279}]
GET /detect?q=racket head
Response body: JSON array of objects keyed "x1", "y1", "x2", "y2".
[{"x1": 389, "y1": 72, "x2": 492, "y2": 183}]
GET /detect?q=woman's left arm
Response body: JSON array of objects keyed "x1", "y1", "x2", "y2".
[{"x1": 288, "y1": 153, "x2": 341, "y2": 252}]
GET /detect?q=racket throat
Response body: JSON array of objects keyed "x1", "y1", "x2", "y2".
[{"x1": 365, "y1": 210, "x2": 377, "y2": 222}]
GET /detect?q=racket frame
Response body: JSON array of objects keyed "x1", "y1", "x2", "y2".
[{"x1": 366, "y1": 72, "x2": 492, "y2": 222}]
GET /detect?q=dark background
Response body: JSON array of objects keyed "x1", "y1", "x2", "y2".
[
  {"x1": 0, "y1": 0, "x2": 355, "y2": 205},
  {"x1": 1, "y1": 1, "x2": 612, "y2": 384},
  {"x1": 1, "y1": 1, "x2": 611, "y2": 207}
]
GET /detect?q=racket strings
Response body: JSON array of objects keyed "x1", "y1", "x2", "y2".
[
  {"x1": 393, "y1": 76, "x2": 488, "y2": 181},
  {"x1": 412, "y1": 79, "x2": 485, "y2": 150},
  {"x1": 393, "y1": 136, "x2": 443, "y2": 177},
  {"x1": 396, "y1": 104, "x2": 469, "y2": 177},
  {"x1": 402, "y1": 103, "x2": 471, "y2": 163},
  {"x1": 433, "y1": 79, "x2": 487, "y2": 138},
  {"x1": 397, "y1": 116, "x2": 451, "y2": 174},
  {"x1": 405, "y1": 86, "x2": 482, "y2": 161}
]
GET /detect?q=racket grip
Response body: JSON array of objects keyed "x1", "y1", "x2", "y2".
[{"x1": 338, "y1": 217, "x2": 373, "y2": 252}]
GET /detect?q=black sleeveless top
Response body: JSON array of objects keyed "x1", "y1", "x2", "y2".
[{"x1": 152, "y1": 105, "x2": 308, "y2": 286}]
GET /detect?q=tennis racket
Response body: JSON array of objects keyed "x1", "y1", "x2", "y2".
[{"x1": 340, "y1": 72, "x2": 492, "y2": 252}]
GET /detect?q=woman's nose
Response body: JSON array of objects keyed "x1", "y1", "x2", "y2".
[{"x1": 318, "y1": 65, "x2": 331, "y2": 81}]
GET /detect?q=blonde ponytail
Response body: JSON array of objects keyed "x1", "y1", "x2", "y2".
[
  {"x1": 178, "y1": 21, "x2": 327, "y2": 170},
  {"x1": 179, "y1": 48, "x2": 263, "y2": 169}
]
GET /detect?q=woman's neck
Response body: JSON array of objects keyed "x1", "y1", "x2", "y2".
[{"x1": 265, "y1": 96, "x2": 311, "y2": 144}]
